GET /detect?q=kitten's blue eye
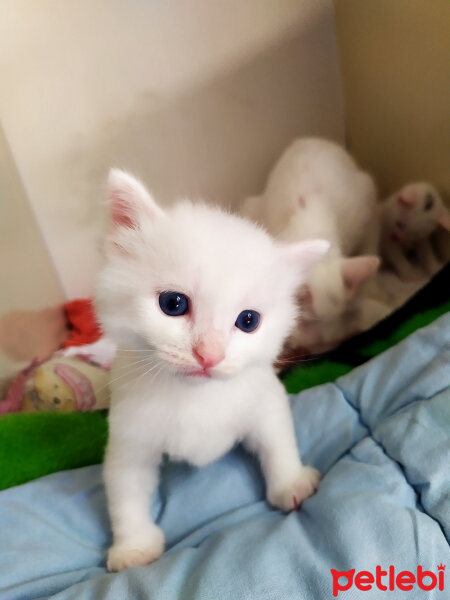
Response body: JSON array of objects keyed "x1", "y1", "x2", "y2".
[
  {"x1": 235, "y1": 310, "x2": 260, "y2": 333},
  {"x1": 159, "y1": 292, "x2": 189, "y2": 316}
]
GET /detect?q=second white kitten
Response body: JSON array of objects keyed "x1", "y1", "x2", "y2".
[{"x1": 242, "y1": 138, "x2": 382, "y2": 350}]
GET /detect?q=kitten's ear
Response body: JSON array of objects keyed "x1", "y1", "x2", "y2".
[
  {"x1": 279, "y1": 239, "x2": 330, "y2": 275},
  {"x1": 397, "y1": 189, "x2": 416, "y2": 209},
  {"x1": 342, "y1": 256, "x2": 380, "y2": 299},
  {"x1": 107, "y1": 169, "x2": 164, "y2": 229},
  {"x1": 437, "y1": 208, "x2": 450, "y2": 231}
]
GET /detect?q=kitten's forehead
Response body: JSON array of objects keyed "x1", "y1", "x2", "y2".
[
  {"x1": 403, "y1": 182, "x2": 441, "y2": 206},
  {"x1": 142, "y1": 202, "x2": 281, "y2": 302}
]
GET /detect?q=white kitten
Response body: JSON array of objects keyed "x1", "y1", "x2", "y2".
[
  {"x1": 380, "y1": 182, "x2": 450, "y2": 280},
  {"x1": 242, "y1": 138, "x2": 382, "y2": 350},
  {"x1": 287, "y1": 275, "x2": 392, "y2": 356},
  {"x1": 95, "y1": 169, "x2": 329, "y2": 572}
]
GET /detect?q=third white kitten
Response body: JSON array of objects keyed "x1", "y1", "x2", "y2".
[
  {"x1": 380, "y1": 182, "x2": 450, "y2": 280},
  {"x1": 95, "y1": 170, "x2": 329, "y2": 572}
]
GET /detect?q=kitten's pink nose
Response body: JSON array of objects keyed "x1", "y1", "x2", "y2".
[{"x1": 193, "y1": 338, "x2": 225, "y2": 369}]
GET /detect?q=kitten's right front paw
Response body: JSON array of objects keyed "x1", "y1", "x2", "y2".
[
  {"x1": 107, "y1": 525, "x2": 165, "y2": 572},
  {"x1": 267, "y1": 466, "x2": 321, "y2": 512}
]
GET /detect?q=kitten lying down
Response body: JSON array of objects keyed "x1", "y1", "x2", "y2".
[
  {"x1": 285, "y1": 277, "x2": 392, "y2": 356},
  {"x1": 280, "y1": 267, "x2": 430, "y2": 360},
  {"x1": 242, "y1": 138, "x2": 386, "y2": 353},
  {"x1": 95, "y1": 170, "x2": 329, "y2": 572},
  {"x1": 379, "y1": 182, "x2": 450, "y2": 281}
]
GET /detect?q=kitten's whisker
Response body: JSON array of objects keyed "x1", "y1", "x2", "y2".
[
  {"x1": 94, "y1": 369, "x2": 143, "y2": 397},
  {"x1": 279, "y1": 355, "x2": 319, "y2": 363},
  {"x1": 112, "y1": 356, "x2": 156, "y2": 373},
  {"x1": 276, "y1": 354, "x2": 324, "y2": 367},
  {"x1": 128, "y1": 359, "x2": 165, "y2": 393},
  {"x1": 151, "y1": 362, "x2": 166, "y2": 385},
  {"x1": 94, "y1": 360, "x2": 155, "y2": 396},
  {"x1": 116, "y1": 347, "x2": 156, "y2": 353},
  {"x1": 104, "y1": 362, "x2": 155, "y2": 385}
]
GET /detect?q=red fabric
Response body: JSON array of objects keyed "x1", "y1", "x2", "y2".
[{"x1": 63, "y1": 299, "x2": 103, "y2": 348}]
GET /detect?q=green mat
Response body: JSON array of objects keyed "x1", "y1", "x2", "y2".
[{"x1": 1, "y1": 266, "x2": 448, "y2": 491}]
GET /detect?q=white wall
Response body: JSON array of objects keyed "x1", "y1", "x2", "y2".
[{"x1": 0, "y1": 0, "x2": 344, "y2": 299}]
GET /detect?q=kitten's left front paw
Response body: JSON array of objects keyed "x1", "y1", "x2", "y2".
[{"x1": 267, "y1": 466, "x2": 321, "y2": 512}]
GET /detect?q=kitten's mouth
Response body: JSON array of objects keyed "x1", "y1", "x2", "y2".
[
  {"x1": 162, "y1": 357, "x2": 233, "y2": 379},
  {"x1": 182, "y1": 366, "x2": 237, "y2": 380},
  {"x1": 184, "y1": 368, "x2": 212, "y2": 379}
]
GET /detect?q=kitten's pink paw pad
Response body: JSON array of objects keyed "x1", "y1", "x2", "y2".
[
  {"x1": 107, "y1": 528, "x2": 165, "y2": 572},
  {"x1": 268, "y1": 466, "x2": 321, "y2": 512}
]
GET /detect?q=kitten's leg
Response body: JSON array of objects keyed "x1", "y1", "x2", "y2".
[
  {"x1": 104, "y1": 442, "x2": 164, "y2": 571},
  {"x1": 244, "y1": 388, "x2": 320, "y2": 512},
  {"x1": 416, "y1": 239, "x2": 443, "y2": 276},
  {"x1": 384, "y1": 243, "x2": 423, "y2": 281}
]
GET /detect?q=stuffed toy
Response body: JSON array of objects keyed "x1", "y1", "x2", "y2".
[{"x1": 1, "y1": 356, "x2": 110, "y2": 414}]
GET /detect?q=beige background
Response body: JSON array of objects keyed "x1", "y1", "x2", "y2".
[
  {"x1": 0, "y1": 126, "x2": 65, "y2": 376},
  {"x1": 0, "y1": 126, "x2": 64, "y2": 314},
  {"x1": 335, "y1": 0, "x2": 450, "y2": 201}
]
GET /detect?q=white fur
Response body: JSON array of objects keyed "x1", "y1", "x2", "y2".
[
  {"x1": 241, "y1": 138, "x2": 382, "y2": 350},
  {"x1": 95, "y1": 169, "x2": 329, "y2": 571},
  {"x1": 380, "y1": 182, "x2": 449, "y2": 280},
  {"x1": 287, "y1": 286, "x2": 392, "y2": 356}
]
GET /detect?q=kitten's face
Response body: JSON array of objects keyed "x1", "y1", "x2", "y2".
[
  {"x1": 95, "y1": 170, "x2": 328, "y2": 380},
  {"x1": 387, "y1": 182, "x2": 450, "y2": 242}
]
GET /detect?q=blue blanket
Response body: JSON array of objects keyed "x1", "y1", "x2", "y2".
[{"x1": 1, "y1": 314, "x2": 449, "y2": 599}]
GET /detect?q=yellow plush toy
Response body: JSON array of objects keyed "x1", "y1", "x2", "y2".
[{"x1": 21, "y1": 356, "x2": 110, "y2": 413}]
